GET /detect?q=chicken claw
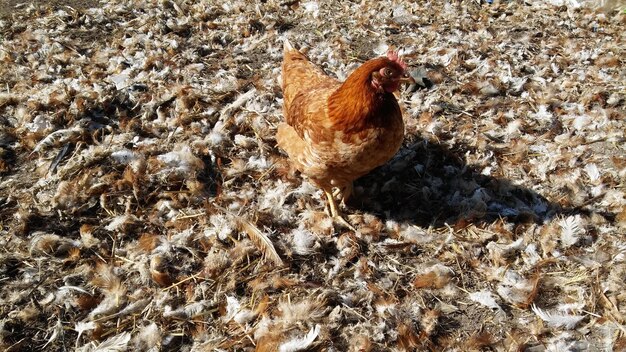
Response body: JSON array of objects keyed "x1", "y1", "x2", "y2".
[
  {"x1": 332, "y1": 182, "x2": 353, "y2": 208},
  {"x1": 324, "y1": 188, "x2": 356, "y2": 231}
]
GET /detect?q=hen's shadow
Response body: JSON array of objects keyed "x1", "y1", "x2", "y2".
[{"x1": 352, "y1": 137, "x2": 561, "y2": 228}]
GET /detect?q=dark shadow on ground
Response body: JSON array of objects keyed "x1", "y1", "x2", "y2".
[{"x1": 352, "y1": 136, "x2": 561, "y2": 229}]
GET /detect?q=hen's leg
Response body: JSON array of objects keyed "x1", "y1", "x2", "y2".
[
  {"x1": 340, "y1": 182, "x2": 353, "y2": 207},
  {"x1": 323, "y1": 188, "x2": 356, "y2": 231},
  {"x1": 331, "y1": 182, "x2": 353, "y2": 207}
]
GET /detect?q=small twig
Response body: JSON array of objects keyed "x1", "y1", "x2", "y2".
[
  {"x1": 455, "y1": 254, "x2": 467, "y2": 291},
  {"x1": 582, "y1": 310, "x2": 602, "y2": 318},
  {"x1": 6, "y1": 338, "x2": 27, "y2": 351},
  {"x1": 342, "y1": 303, "x2": 367, "y2": 321},
  {"x1": 162, "y1": 272, "x2": 213, "y2": 291},
  {"x1": 114, "y1": 255, "x2": 137, "y2": 265},
  {"x1": 173, "y1": 212, "x2": 204, "y2": 220}
]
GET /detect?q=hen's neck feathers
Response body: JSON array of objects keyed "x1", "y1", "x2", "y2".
[{"x1": 328, "y1": 57, "x2": 399, "y2": 133}]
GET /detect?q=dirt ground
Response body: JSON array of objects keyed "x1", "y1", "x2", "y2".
[
  {"x1": 0, "y1": 0, "x2": 624, "y2": 351},
  {"x1": 0, "y1": 0, "x2": 100, "y2": 19}
]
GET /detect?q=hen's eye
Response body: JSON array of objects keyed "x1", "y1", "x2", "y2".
[{"x1": 383, "y1": 68, "x2": 393, "y2": 77}]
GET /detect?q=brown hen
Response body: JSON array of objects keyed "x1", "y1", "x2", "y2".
[{"x1": 276, "y1": 40, "x2": 413, "y2": 229}]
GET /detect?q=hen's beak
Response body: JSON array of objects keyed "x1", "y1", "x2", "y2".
[{"x1": 400, "y1": 72, "x2": 416, "y2": 85}]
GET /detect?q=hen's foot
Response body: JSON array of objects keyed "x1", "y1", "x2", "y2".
[
  {"x1": 324, "y1": 188, "x2": 356, "y2": 232},
  {"x1": 331, "y1": 183, "x2": 354, "y2": 208},
  {"x1": 332, "y1": 214, "x2": 356, "y2": 232}
]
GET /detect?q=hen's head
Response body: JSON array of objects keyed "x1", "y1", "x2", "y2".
[{"x1": 370, "y1": 51, "x2": 414, "y2": 93}]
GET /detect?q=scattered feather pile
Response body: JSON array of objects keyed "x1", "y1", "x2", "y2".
[{"x1": 0, "y1": 0, "x2": 624, "y2": 350}]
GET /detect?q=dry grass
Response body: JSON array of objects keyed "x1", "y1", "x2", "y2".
[{"x1": 0, "y1": 0, "x2": 624, "y2": 351}]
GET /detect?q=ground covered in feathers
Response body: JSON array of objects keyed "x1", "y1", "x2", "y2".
[{"x1": 0, "y1": 0, "x2": 625, "y2": 351}]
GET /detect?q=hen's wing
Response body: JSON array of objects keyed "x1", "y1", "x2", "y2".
[{"x1": 275, "y1": 88, "x2": 335, "y2": 180}]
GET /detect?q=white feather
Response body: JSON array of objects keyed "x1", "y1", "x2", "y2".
[
  {"x1": 42, "y1": 319, "x2": 63, "y2": 349},
  {"x1": 93, "y1": 332, "x2": 132, "y2": 352},
  {"x1": 220, "y1": 88, "x2": 256, "y2": 117},
  {"x1": 224, "y1": 295, "x2": 242, "y2": 321},
  {"x1": 78, "y1": 332, "x2": 131, "y2": 352},
  {"x1": 529, "y1": 105, "x2": 553, "y2": 125},
  {"x1": 88, "y1": 294, "x2": 121, "y2": 319},
  {"x1": 222, "y1": 295, "x2": 255, "y2": 324},
  {"x1": 301, "y1": 1, "x2": 320, "y2": 18},
  {"x1": 156, "y1": 146, "x2": 203, "y2": 175},
  {"x1": 105, "y1": 215, "x2": 137, "y2": 232},
  {"x1": 291, "y1": 227, "x2": 316, "y2": 255},
  {"x1": 133, "y1": 323, "x2": 160, "y2": 349},
  {"x1": 75, "y1": 321, "x2": 97, "y2": 347},
  {"x1": 532, "y1": 304, "x2": 584, "y2": 329},
  {"x1": 110, "y1": 149, "x2": 139, "y2": 164},
  {"x1": 164, "y1": 300, "x2": 215, "y2": 320},
  {"x1": 559, "y1": 215, "x2": 585, "y2": 248},
  {"x1": 584, "y1": 163, "x2": 601, "y2": 183},
  {"x1": 468, "y1": 290, "x2": 501, "y2": 310},
  {"x1": 279, "y1": 324, "x2": 321, "y2": 352}
]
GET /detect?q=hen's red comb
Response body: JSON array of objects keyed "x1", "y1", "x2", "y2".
[{"x1": 387, "y1": 50, "x2": 407, "y2": 70}]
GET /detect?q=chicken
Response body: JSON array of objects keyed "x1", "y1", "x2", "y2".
[{"x1": 276, "y1": 40, "x2": 414, "y2": 229}]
